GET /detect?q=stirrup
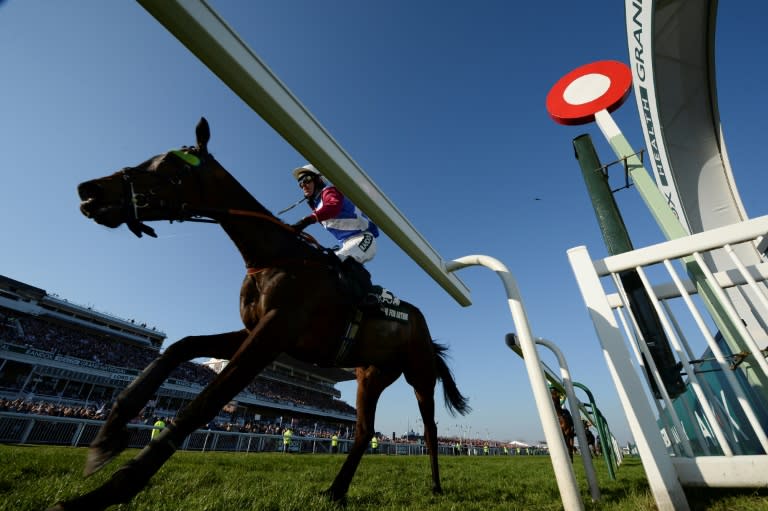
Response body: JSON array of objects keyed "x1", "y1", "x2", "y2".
[{"x1": 335, "y1": 309, "x2": 363, "y2": 365}]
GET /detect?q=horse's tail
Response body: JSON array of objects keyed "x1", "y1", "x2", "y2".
[{"x1": 432, "y1": 341, "x2": 471, "y2": 416}]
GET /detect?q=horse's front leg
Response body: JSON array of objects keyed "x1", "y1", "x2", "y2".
[
  {"x1": 325, "y1": 365, "x2": 400, "y2": 501},
  {"x1": 50, "y1": 312, "x2": 286, "y2": 511},
  {"x1": 85, "y1": 329, "x2": 248, "y2": 476}
]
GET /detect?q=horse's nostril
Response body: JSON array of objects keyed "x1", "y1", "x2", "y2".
[
  {"x1": 80, "y1": 202, "x2": 93, "y2": 218},
  {"x1": 78, "y1": 180, "x2": 100, "y2": 200}
]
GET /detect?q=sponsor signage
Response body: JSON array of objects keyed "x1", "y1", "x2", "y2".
[{"x1": 625, "y1": 0, "x2": 689, "y2": 231}]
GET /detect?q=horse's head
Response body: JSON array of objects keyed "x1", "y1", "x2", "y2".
[{"x1": 78, "y1": 118, "x2": 212, "y2": 237}]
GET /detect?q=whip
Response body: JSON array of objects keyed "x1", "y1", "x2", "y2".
[{"x1": 277, "y1": 196, "x2": 307, "y2": 215}]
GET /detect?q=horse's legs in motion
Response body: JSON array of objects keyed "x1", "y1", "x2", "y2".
[
  {"x1": 325, "y1": 365, "x2": 400, "y2": 501},
  {"x1": 53, "y1": 313, "x2": 283, "y2": 511},
  {"x1": 404, "y1": 314, "x2": 442, "y2": 494},
  {"x1": 86, "y1": 329, "x2": 249, "y2": 475},
  {"x1": 411, "y1": 378, "x2": 440, "y2": 494}
]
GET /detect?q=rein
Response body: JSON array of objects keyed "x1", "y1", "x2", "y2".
[
  {"x1": 183, "y1": 206, "x2": 321, "y2": 247},
  {"x1": 246, "y1": 257, "x2": 331, "y2": 276},
  {"x1": 183, "y1": 206, "x2": 330, "y2": 275}
]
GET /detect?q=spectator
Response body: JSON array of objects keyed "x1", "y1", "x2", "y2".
[
  {"x1": 331, "y1": 432, "x2": 339, "y2": 454},
  {"x1": 282, "y1": 427, "x2": 293, "y2": 453},
  {"x1": 151, "y1": 416, "x2": 166, "y2": 441}
]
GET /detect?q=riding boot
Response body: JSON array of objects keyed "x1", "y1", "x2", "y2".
[
  {"x1": 339, "y1": 258, "x2": 372, "y2": 304},
  {"x1": 335, "y1": 309, "x2": 363, "y2": 365}
]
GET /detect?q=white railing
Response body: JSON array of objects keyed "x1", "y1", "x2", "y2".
[{"x1": 568, "y1": 215, "x2": 768, "y2": 510}]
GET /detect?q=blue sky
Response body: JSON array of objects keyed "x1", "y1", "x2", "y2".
[{"x1": 1, "y1": 1, "x2": 765, "y2": 445}]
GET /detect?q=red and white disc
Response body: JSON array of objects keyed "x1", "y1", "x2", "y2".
[{"x1": 546, "y1": 60, "x2": 632, "y2": 125}]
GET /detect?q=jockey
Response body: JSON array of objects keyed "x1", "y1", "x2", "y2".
[
  {"x1": 290, "y1": 164, "x2": 382, "y2": 364},
  {"x1": 290, "y1": 164, "x2": 379, "y2": 264}
]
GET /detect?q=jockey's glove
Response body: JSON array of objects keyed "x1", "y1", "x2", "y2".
[{"x1": 291, "y1": 216, "x2": 315, "y2": 232}]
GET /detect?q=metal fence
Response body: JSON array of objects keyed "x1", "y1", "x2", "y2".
[{"x1": 1, "y1": 412, "x2": 518, "y2": 456}]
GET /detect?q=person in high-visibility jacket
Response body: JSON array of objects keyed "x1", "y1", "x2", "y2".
[
  {"x1": 282, "y1": 427, "x2": 293, "y2": 453},
  {"x1": 151, "y1": 417, "x2": 166, "y2": 442},
  {"x1": 370, "y1": 435, "x2": 379, "y2": 454},
  {"x1": 483, "y1": 442, "x2": 489, "y2": 455},
  {"x1": 331, "y1": 433, "x2": 339, "y2": 454}
]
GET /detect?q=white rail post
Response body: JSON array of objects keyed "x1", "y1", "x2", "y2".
[
  {"x1": 567, "y1": 245, "x2": 689, "y2": 511},
  {"x1": 534, "y1": 337, "x2": 601, "y2": 502},
  {"x1": 446, "y1": 255, "x2": 584, "y2": 511}
]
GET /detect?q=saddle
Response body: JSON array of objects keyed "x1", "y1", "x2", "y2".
[{"x1": 331, "y1": 256, "x2": 409, "y2": 365}]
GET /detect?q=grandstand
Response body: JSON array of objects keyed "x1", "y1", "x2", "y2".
[{"x1": 0, "y1": 274, "x2": 356, "y2": 436}]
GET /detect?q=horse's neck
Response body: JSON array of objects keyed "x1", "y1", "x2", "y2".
[{"x1": 205, "y1": 166, "x2": 289, "y2": 268}]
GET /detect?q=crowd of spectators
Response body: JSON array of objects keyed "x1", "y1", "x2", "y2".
[
  {"x1": 246, "y1": 378, "x2": 355, "y2": 415},
  {"x1": 0, "y1": 395, "x2": 354, "y2": 440},
  {"x1": 206, "y1": 417, "x2": 353, "y2": 439},
  {"x1": 0, "y1": 397, "x2": 108, "y2": 420},
  {"x1": 1, "y1": 310, "x2": 355, "y2": 420},
  {"x1": 16, "y1": 315, "x2": 215, "y2": 384}
]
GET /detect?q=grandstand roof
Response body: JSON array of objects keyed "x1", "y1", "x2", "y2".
[
  {"x1": 0, "y1": 274, "x2": 165, "y2": 347},
  {"x1": 276, "y1": 354, "x2": 355, "y2": 383},
  {"x1": 0, "y1": 274, "x2": 45, "y2": 300}
]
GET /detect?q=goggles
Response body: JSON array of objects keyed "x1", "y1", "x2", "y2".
[{"x1": 297, "y1": 174, "x2": 315, "y2": 187}]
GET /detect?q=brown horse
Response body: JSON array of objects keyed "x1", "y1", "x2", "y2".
[
  {"x1": 48, "y1": 118, "x2": 469, "y2": 511},
  {"x1": 551, "y1": 387, "x2": 575, "y2": 462}
]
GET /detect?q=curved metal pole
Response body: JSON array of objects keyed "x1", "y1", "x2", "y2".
[
  {"x1": 573, "y1": 382, "x2": 617, "y2": 480},
  {"x1": 535, "y1": 338, "x2": 600, "y2": 502},
  {"x1": 446, "y1": 255, "x2": 583, "y2": 511}
]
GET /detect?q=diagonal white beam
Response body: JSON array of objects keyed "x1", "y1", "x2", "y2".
[{"x1": 137, "y1": 0, "x2": 471, "y2": 305}]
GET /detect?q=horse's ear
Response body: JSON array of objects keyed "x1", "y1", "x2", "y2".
[{"x1": 196, "y1": 117, "x2": 210, "y2": 155}]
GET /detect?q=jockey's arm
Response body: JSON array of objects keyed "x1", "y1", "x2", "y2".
[{"x1": 312, "y1": 187, "x2": 343, "y2": 222}]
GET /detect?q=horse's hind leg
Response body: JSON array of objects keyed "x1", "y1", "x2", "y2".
[
  {"x1": 413, "y1": 384, "x2": 441, "y2": 494},
  {"x1": 85, "y1": 329, "x2": 248, "y2": 476},
  {"x1": 404, "y1": 314, "x2": 443, "y2": 495},
  {"x1": 325, "y1": 365, "x2": 400, "y2": 501}
]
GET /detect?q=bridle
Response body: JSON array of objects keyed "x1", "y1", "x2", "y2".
[
  {"x1": 119, "y1": 149, "x2": 321, "y2": 248},
  {"x1": 119, "y1": 149, "x2": 205, "y2": 226}
]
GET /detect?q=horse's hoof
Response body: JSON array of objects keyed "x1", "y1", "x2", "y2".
[
  {"x1": 45, "y1": 502, "x2": 68, "y2": 511},
  {"x1": 84, "y1": 427, "x2": 129, "y2": 476}
]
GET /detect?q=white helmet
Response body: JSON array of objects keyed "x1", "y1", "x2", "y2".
[{"x1": 291, "y1": 163, "x2": 321, "y2": 181}]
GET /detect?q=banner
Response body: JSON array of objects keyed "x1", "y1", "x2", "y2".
[{"x1": 625, "y1": 0, "x2": 690, "y2": 232}]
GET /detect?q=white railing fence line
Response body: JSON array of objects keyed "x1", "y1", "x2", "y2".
[{"x1": 568, "y1": 215, "x2": 768, "y2": 510}]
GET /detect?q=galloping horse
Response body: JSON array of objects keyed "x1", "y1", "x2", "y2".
[
  {"x1": 551, "y1": 387, "x2": 575, "y2": 462},
  {"x1": 48, "y1": 118, "x2": 469, "y2": 510}
]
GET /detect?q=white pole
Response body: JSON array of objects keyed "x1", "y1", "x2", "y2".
[
  {"x1": 535, "y1": 337, "x2": 601, "y2": 502},
  {"x1": 446, "y1": 255, "x2": 584, "y2": 511},
  {"x1": 568, "y1": 245, "x2": 688, "y2": 511}
]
